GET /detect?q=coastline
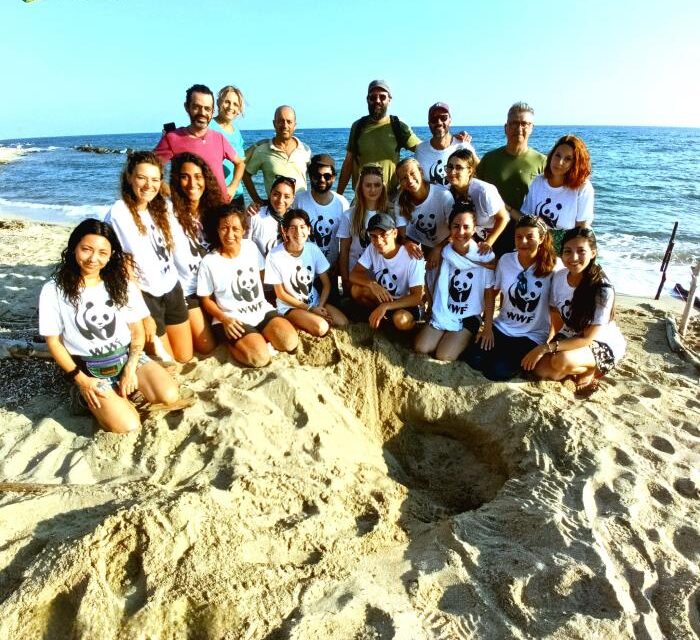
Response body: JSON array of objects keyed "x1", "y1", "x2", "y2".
[{"x1": 1, "y1": 216, "x2": 699, "y2": 638}]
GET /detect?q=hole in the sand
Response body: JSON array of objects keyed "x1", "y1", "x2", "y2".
[
  {"x1": 355, "y1": 506, "x2": 380, "y2": 535},
  {"x1": 383, "y1": 421, "x2": 510, "y2": 520}
]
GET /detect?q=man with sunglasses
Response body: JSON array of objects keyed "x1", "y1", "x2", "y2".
[
  {"x1": 243, "y1": 105, "x2": 312, "y2": 205},
  {"x1": 414, "y1": 103, "x2": 477, "y2": 186},
  {"x1": 337, "y1": 80, "x2": 420, "y2": 198},
  {"x1": 475, "y1": 101, "x2": 546, "y2": 255},
  {"x1": 294, "y1": 154, "x2": 349, "y2": 281}
]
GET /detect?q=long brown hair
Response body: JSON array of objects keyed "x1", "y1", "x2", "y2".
[
  {"x1": 515, "y1": 215, "x2": 557, "y2": 277},
  {"x1": 120, "y1": 151, "x2": 174, "y2": 252},
  {"x1": 351, "y1": 164, "x2": 389, "y2": 237},
  {"x1": 170, "y1": 152, "x2": 224, "y2": 241}
]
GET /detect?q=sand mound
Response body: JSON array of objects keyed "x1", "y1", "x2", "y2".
[{"x1": 1, "y1": 219, "x2": 699, "y2": 639}]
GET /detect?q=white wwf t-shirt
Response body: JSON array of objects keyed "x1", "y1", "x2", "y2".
[
  {"x1": 293, "y1": 190, "x2": 349, "y2": 265},
  {"x1": 521, "y1": 175, "x2": 594, "y2": 231},
  {"x1": 170, "y1": 212, "x2": 208, "y2": 296},
  {"x1": 467, "y1": 178, "x2": 506, "y2": 241},
  {"x1": 414, "y1": 138, "x2": 477, "y2": 186},
  {"x1": 358, "y1": 244, "x2": 426, "y2": 298},
  {"x1": 196, "y1": 239, "x2": 274, "y2": 326},
  {"x1": 247, "y1": 206, "x2": 283, "y2": 257},
  {"x1": 549, "y1": 269, "x2": 626, "y2": 361},
  {"x1": 264, "y1": 242, "x2": 330, "y2": 315},
  {"x1": 493, "y1": 251, "x2": 556, "y2": 343},
  {"x1": 429, "y1": 242, "x2": 495, "y2": 332},
  {"x1": 337, "y1": 208, "x2": 409, "y2": 273},
  {"x1": 398, "y1": 184, "x2": 454, "y2": 247},
  {"x1": 105, "y1": 199, "x2": 178, "y2": 296},
  {"x1": 39, "y1": 280, "x2": 148, "y2": 357}
]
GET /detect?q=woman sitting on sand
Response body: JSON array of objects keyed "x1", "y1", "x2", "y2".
[
  {"x1": 208, "y1": 85, "x2": 247, "y2": 209},
  {"x1": 338, "y1": 163, "x2": 406, "y2": 296},
  {"x1": 521, "y1": 227, "x2": 625, "y2": 395},
  {"x1": 444, "y1": 148, "x2": 509, "y2": 256},
  {"x1": 106, "y1": 151, "x2": 192, "y2": 363},
  {"x1": 169, "y1": 152, "x2": 224, "y2": 355},
  {"x1": 395, "y1": 157, "x2": 454, "y2": 270},
  {"x1": 264, "y1": 209, "x2": 348, "y2": 336},
  {"x1": 247, "y1": 174, "x2": 296, "y2": 257},
  {"x1": 514, "y1": 135, "x2": 594, "y2": 252},
  {"x1": 197, "y1": 203, "x2": 298, "y2": 367},
  {"x1": 349, "y1": 213, "x2": 425, "y2": 331},
  {"x1": 39, "y1": 219, "x2": 184, "y2": 434},
  {"x1": 465, "y1": 215, "x2": 558, "y2": 381},
  {"x1": 415, "y1": 202, "x2": 496, "y2": 361}
]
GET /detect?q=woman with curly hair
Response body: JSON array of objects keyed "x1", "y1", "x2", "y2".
[
  {"x1": 106, "y1": 151, "x2": 192, "y2": 362},
  {"x1": 39, "y1": 219, "x2": 184, "y2": 433},
  {"x1": 522, "y1": 227, "x2": 625, "y2": 396},
  {"x1": 169, "y1": 152, "x2": 224, "y2": 354},
  {"x1": 337, "y1": 163, "x2": 406, "y2": 295},
  {"x1": 465, "y1": 215, "x2": 559, "y2": 381},
  {"x1": 516, "y1": 135, "x2": 594, "y2": 251}
]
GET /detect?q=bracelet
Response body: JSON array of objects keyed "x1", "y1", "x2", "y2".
[
  {"x1": 64, "y1": 366, "x2": 81, "y2": 381},
  {"x1": 548, "y1": 340, "x2": 559, "y2": 354}
]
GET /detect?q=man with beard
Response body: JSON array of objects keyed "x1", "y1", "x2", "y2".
[
  {"x1": 243, "y1": 105, "x2": 312, "y2": 205},
  {"x1": 154, "y1": 84, "x2": 245, "y2": 201},
  {"x1": 476, "y1": 101, "x2": 546, "y2": 255},
  {"x1": 337, "y1": 80, "x2": 420, "y2": 197},
  {"x1": 414, "y1": 103, "x2": 477, "y2": 186},
  {"x1": 294, "y1": 154, "x2": 349, "y2": 294}
]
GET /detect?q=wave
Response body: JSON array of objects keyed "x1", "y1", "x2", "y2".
[{"x1": 0, "y1": 197, "x2": 109, "y2": 220}]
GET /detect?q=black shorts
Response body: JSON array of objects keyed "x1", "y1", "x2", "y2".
[
  {"x1": 185, "y1": 293, "x2": 201, "y2": 310},
  {"x1": 141, "y1": 281, "x2": 189, "y2": 336},
  {"x1": 461, "y1": 315, "x2": 482, "y2": 335},
  {"x1": 212, "y1": 310, "x2": 279, "y2": 344}
]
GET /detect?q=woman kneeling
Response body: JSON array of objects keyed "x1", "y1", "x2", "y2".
[
  {"x1": 198, "y1": 204, "x2": 298, "y2": 367},
  {"x1": 39, "y1": 220, "x2": 183, "y2": 434},
  {"x1": 522, "y1": 227, "x2": 625, "y2": 395}
]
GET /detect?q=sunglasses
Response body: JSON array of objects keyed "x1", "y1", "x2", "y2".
[
  {"x1": 360, "y1": 165, "x2": 383, "y2": 177},
  {"x1": 429, "y1": 113, "x2": 449, "y2": 124},
  {"x1": 272, "y1": 174, "x2": 296, "y2": 188},
  {"x1": 312, "y1": 172, "x2": 334, "y2": 181}
]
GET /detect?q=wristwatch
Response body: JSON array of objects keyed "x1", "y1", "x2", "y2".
[{"x1": 64, "y1": 366, "x2": 81, "y2": 381}]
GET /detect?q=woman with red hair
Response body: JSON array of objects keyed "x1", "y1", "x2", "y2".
[{"x1": 515, "y1": 135, "x2": 594, "y2": 251}]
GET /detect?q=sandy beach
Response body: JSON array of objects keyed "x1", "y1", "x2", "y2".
[{"x1": 0, "y1": 217, "x2": 698, "y2": 639}]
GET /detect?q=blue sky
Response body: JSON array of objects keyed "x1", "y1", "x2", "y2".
[{"x1": 2, "y1": 0, "x2": 698, "y2": 138}]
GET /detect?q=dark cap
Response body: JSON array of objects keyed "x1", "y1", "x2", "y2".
[
  {"x1": 309, "y1": 153, "x2": 336, "y2": 171},
  {"x1": 429, "y1": 102, "x2": 450, "y2": 117},
  {"x1": 368, "y1": 79, "x2": 391, "y2": 95},
  {"x1": 366, "y1": 213, "x2": 396, "y2": 232}
]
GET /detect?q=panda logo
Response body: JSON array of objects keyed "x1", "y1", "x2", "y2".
[
  {"x1": 560, "y1": 298, "x2": 572, "y2": 322},
  {"x1": 76, "y1": 299, "x2": 117, "y2": 341},
  {"x1": 414, "y1": 212, "x2": 437, "y2": 242},
  {"x1": 448, "y1": 268, "x2": 474, "y2": 303},
  {"x1": 149, "y1": 223, "x2": 170, "y2": 263},
  {"x1": 231, "y1": 267, "x2": 259, "y2": 302},
  {"x1": 312, "y1": 215, "x2": 335, "y2": 250},
  {"x1": 290, "y1": 265, "x2": 314, "y2": 301},
  {"x1": 429, "y1": 160, "x2": 447, "y2": 185},
  {"x1": 508, "y1": 273, "x2": 544, "y2": 313},
  {"x1": 376, "y1": 267, "x2": 398, "y2": 296},
  {"x1": 535, "y1": 198, "x2": 562, "y2": 229}
]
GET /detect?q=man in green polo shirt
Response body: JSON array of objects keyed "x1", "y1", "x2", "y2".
[
  {"x1": 243, "y1": 105, "x2": 312, "y2": 205},
  {"x1": 476, "y1": 101, "x2": 546, "y2": 256},
  {"x1": 337, "y1": 80, "x2": 420, "y2": 198}
]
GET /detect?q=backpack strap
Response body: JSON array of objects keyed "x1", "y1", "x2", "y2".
[{"x1": 350, "y1": 115, "x2": 410, "y2": 157}]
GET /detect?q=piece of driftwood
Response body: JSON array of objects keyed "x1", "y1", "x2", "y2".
[
  {"x1": 0, "y1": 482, "x2": 62, "y2": 493},
  {"x1": 0, "y1": 338, "x2": 52, "y2": 360},
  {"x1": 679, "y1": 258, "x2": 699, "y2": 337},
  {"x1": 665, "y1": 314, "x2": 700, "y2": 372}
]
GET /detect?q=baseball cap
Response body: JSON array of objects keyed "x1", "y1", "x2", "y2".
[
  {"x1": 368, "y1": 80, "x2": 391, "y2": 95},
  {"x1": 429, "y1": 102, "x2": 450, "y2": 117},
  {"x1": 367, "y1": 213, "x2": 396, "y2": 232}
]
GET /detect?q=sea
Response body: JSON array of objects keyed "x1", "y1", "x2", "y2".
[{"x1": 1, "y1": 126, "x2": 698, "y2": 298}]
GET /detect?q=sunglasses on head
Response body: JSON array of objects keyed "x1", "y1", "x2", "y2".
[
  {"x1": 360, "y1": 165, "x2": 383, "y2": 177},
  {"x1": 272, "y1": 174, "x2": 296, "y2": 189}
]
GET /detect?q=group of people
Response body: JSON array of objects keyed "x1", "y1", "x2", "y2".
[{"x1": 39, "y1": 80, "x2": 625, "y2": 434}]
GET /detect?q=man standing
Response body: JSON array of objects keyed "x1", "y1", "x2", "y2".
[
  {"x1": 243, "y1": 105, "x2": 312, "y2": 205},
  {"x1": 154, "y1": 84, "x2": 245, "y2": 200},
  {"x1": 414, "y1": 102, "x2": 477, "y2": 185},
  {"x1": 337, "y1": 80, "x2": 420, "y2": 197},
  {"x1": 294, "y1": 154, "x2": 349, "y2": 273},
  {"x1": 476, "y1": 101, "x2": 545, "y2": 255}
]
